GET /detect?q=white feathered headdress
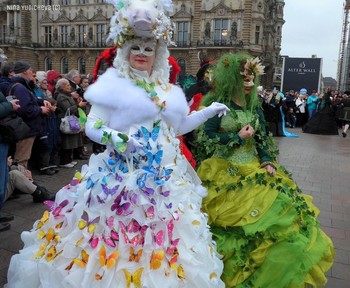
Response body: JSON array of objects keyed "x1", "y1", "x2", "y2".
[{"x1": 107, "y1": 0, "x2": 175, "y2": 47}]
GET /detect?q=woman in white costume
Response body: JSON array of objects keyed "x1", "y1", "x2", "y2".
[{"x1": 6, "y1": 0, "x2": 229, "y2": 287}]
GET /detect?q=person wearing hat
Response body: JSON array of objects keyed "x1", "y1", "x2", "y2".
[
  {"x1": 6, "y1": 1, "x2": 229, "y2": 287},
  {"x1": 8, "y1": 60, "x2": 52, "y2": 169}
]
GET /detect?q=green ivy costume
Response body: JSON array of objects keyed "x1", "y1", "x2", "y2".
[{"x1": 196, "y1": 53, "x2": 334, "y2": 288}]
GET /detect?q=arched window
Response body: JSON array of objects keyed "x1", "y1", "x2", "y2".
[
  {"x1": 61, "y1": 57, "x2": 69, "y2": 74},
  {"x1": 45, "y1": 57, "x2": 52, "y2": 71},
  {"x1": 78, "y1": 57, "x2": 86, "y2": 75}
]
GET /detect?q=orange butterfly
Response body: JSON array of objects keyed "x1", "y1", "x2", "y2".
[
  {"x1": 65, "y1": 249, "x2": 89, "y2": 271},
  {"x1": 150, "y1": 250, "x2": 164, "y2": 270},
  {"x1": 37, "y1": 228, "x2": 60, "y2": 243},
  {"x1": 35, "y1": 210, "x2": 50, "y2": 230},
  {"x1": 123, "y1": 268, "x2": 144, "y2": 288},
  {"x1": 129, "y1": 247, "x2": 143, "y2": 263},
  {"x1": 95, "y1": 245, "x2": 119, "y2": 280}
]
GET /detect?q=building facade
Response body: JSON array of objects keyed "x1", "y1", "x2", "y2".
[{"x1": 0, "y1": 0, "x2": 284, "y2": 88}]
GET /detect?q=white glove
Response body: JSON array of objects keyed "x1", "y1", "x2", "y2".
[
  {"x1": 201, "y1": 102, "x2": 230, "y2": 118},
  {"x1": 177, "y1": 102, "x2": 230, "y2": 135}
]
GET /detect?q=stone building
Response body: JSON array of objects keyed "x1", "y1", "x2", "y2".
[{"x1": 0, "y1": 0, "x2": 284, "y2": 88}]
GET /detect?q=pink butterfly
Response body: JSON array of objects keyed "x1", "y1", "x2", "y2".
[
  {"x1": 119, "y1": 221, "x2": 141, "y2": 246},
  {"x1": 89, "y1": 233, "x2": 99, "y2": 248},
  {"x1": 103, "y1": 230, "x2": 119, "y2": 248},
  {"x1": 52, "y1": 200, "x2": 69, "y2": 219},
  {"x1": 106, "y1": 216, "x2": 114, "y2": 228},
  {"x1": 145, "y1": 206, "x2": 155, "y2": 219}
]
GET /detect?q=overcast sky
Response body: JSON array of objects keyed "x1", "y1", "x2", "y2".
[{"x1": 281, "y1": 0, "x2": 344, "y2": 79}]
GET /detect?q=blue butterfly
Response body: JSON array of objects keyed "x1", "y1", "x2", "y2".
[
  {"x1": 137, "y1": 173, "x2": 147, "y2": 189},
  {"x1": 141, "y1": 126, "x2": 160, "y2": 142},
  {"x1": 146, "y1": 150, "x2": 163, "y2": 166},
  {"x1": 119, "y1": 161, "x2": 129, "y2": 173}
]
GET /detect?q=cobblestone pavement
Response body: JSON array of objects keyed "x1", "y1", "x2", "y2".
[{"x1": 0, "y1": 128, "x2": 349, "y2": 287}]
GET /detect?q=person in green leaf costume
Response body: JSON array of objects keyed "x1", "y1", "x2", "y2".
[{"x1": 196, "y1": 52, "x2": 334, "y2": 288}]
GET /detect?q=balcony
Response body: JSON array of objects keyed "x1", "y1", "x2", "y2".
[{"x1": 197, "y1": 39, "x2": 244, "y2": 48}]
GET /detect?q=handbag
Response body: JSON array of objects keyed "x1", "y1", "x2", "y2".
[
  {"x1": 60, "y1": 108, "x2": 82, "y2": 134},
  {"x1": 0, "y1": 113, "x2": 31, "y2": 143}
]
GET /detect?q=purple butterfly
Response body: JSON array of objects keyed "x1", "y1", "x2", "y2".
[{"x1": 101, "y1": 184, "x2": 120, "y2": 197}]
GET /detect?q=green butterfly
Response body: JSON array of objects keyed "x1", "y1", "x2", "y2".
[
  {"x1": 78, "y1": 108, "x2": 87, "y2": 127},
  {"x1": 94, "y1": 118, "x2": 104, "y2": 129},
  {"x1": 114, "y1": 133, "x2": 128, "y2": 153},
  {"x1": 136, "y1": 79, "x2": 155, "y2": 93},
  {"x1": 101, "y1": 131, "x2": 111, "y2": 145}
]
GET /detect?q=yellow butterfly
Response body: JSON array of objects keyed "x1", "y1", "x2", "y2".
[
  {"x1": 45, "y1": 245, "x2": 63, "y2": 262},
  {"x1": 95, "y1": 245, "x2": 119, "y2": 280},
  {"x1": 34, "y1": 241, "x2": 49, "y2": 259},
  {"x1": 65, "y1": 249, "x2": 89, "y2": 270},
  {"x1": 123, "y1": 268, "x2": 144, "y2": 288},
  {"x1": 129, "y1": 247, "x2": 143, "y2": 263},
  {"x1": 36, "y1": 210, "x2": 50, "y2": 230},
  {"x1": 173, "y1": 264, "x2": 185, "y2": 280},
  {"x1": 78, "y1": 211, "x2": 100, "y2": 234},
  {"x1": 150, "y1": 250, "x2": 164, "y2": 270}
]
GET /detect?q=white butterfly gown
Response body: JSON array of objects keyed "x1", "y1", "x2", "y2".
[{"x1": 6, "y1": 68, "x2": 224, "y2": 288}]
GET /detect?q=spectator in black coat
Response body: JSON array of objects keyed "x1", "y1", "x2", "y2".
[{"x1": 8, "y1": 60, "x2": 51, "y2": 168}]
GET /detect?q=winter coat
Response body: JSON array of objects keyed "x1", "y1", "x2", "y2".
[
  {"x1": 8, "y1": 76, "x2": 45, "y2": 138},
  {"x1": 56, "y1": 90, "x2": 82, "y2": 150},
  {"x1": 0, "y1": 90, "x2": 15, "y2": 143}
]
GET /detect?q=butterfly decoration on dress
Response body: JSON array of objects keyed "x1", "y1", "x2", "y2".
[
  {"x1": 45, "y1": 245, "x2": 63, "y2": 262},
  {"x1": 101, "y1": 183, "x2": 120, "y2": 199},
  {"x1": 150, "y1": 250, "x2": 165, "y2": 270},
  {"x1": 51, "y1": 199, "x2": 70, "y2": 220},
  {"x1": 95, "y1": 245, "x2": 119, "y2": 280},
  {"x1": 94, "y1": 118, "x2": 104, "y2": 129},
  {"x1": 119, "y1": 221, "x2": 142, "y2": 246},
  {"x1": 145, "y1": 205, "x2": 155, "y2": 219},
  {"x1": 151, "y1": 224, "x2": 164, "y2": 247},
  {"x1": 103, "y1": 229, "x2": 119, "y2": 248},
  {"x1": 111, "y1": 188, "x2": 132, "y2": 216},
  {"x1": 129, "y1": 247, "x2": 143, "y2": 262},
  {"x1": 135, "y1": 79, "x2": 166, "y2": 111},
  {"x1": 70, "y1": 171, "x2": 85, "y2": 186},
  {"x1": 166, "y1": 220, "x2": 180, "y2": 266},
  {"x1": 123, "y1": 268, "x2": 144, "y2": 288},
  {"x1": 34, "y1": 241, "x2": 49, "y2": 259},
  {"x1": 37, "y1": 227, "x2": 60, "y2": 244},
  {"x1": 144, "y1": 150, "x2": 163, "y2": 167},
  {"x1": 35, "y1": 210, "x2": 50, "y2": 230},
  {"x1": 89, "y1": 233, "x2": 100, "y2": 249},
  {"x1": 65, "y1": 249, "x2": 89, "y2": 271},
  {"x1": 78, "y1": 211, "x2": 100, "y2": 234},
  {"x1": 140, "y1": 125, "x2": 160, "y2": 142}
]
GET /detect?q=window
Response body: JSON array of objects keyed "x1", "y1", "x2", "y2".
[
  {"x1": 1, "y1": 25, "x2": 6, "y2": 42},
  {"x1": 61, "y1": 57, "x2": 69, "y2": 74},
  {"x1": 177, "y1": 22, "x2": 188, "y2": 47},
  {"x1": 96, "y1": 24, "x2": 105, "y2": 46},
  {"x1": 78, "y1": 0, "x2": 88, "y2": 4},
  {"x1": 60, "y1": 25, "x2": 69, "y2": 46},
  {"x1": 44, "y1": 26, "x2": 52, "y2": 46},
  {"x1": 214, "y1": 19, "x2": 228, "y2": 45},
  {"x1": 45, "y1": 57, "x2": 52, "y2": 71},
  {"x1": 255, "y1": 25, "x2": 260, "y2": 45},
  {"x1": 78, "y1": 25, "x2": 86, "y2": 46},
  {"x1": 59, "y1": 0, "x2": 70, "y2": 4},
  {"x1": 45, "y1": 0, "x2": 52, "y2": 5},
  {"x1": 78, "y1": 57, "x2": 86, "y2": 75}
]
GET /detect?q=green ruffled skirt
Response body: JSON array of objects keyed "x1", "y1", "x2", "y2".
[{"x1": 197, "y1": 158, "x2": 334, "y2": 288}]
